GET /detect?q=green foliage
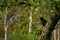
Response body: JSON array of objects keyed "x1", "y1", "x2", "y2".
[
  {"x1": 0, "y1": 0, "x2": 60, "y2": 40},
  {"x1": 11, "y1": 32, "x2": 37, "y2": 40},
  {"x1": 55, "y1": 1, "x2": 60, "y2": 7},
  {"x1": 0, "y1": 0, "x2": 59, "y2": 11},
  {"x1": 36, "y1": 22, "x2": 43, "y2": 35},
  {"x1": 28, "y1": 0, "x2": 41, "y2": 6},
  {"x1": 11, "y1": 23, "x2": 37, "y2": 40}
]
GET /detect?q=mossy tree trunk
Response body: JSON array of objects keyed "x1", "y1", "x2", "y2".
[{"x1": 39, "y1": 7, "x2": 60, "y2": 40}]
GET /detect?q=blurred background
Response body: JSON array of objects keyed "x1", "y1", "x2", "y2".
[{"x1": 0, "y1": 0, "x2": 60, "y2": 40}]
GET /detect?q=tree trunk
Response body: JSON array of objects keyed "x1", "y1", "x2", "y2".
[
  {"x1": 39, "y1": 11, "x2": 60, "y2": 40},
  {"x1": 4, "y1": 8, "x2": 8, "y2": 40},
  {"x1": 57, "y1": 28, "x2": 59, "y2": 40},
  {"x1": 29, "y1": 7, "x2": 33, "y2": 33},
  {"x1": 54, "y1": 29, "x2": 56, "y2": 40}
]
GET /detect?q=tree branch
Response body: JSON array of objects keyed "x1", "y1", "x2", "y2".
[{"x1": 39, "y1": 8, "x2": 60, "y2": 40}]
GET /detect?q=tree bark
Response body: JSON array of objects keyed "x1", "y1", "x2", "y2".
[
  {"x1": 39, "y1": 11, "x2": 60, "y2": 40},
  {"x1": 54, "y1": 29, "x2": 56, "y2": 40}
]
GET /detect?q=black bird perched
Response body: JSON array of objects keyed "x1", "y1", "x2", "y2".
[{"x1": 40, "y1": 17, "x2": 47, "y2": 26}]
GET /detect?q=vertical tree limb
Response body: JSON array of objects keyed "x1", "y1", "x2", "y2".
[{"x1": 39, "y1": 10, "x2": 60, "y2": 40}]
